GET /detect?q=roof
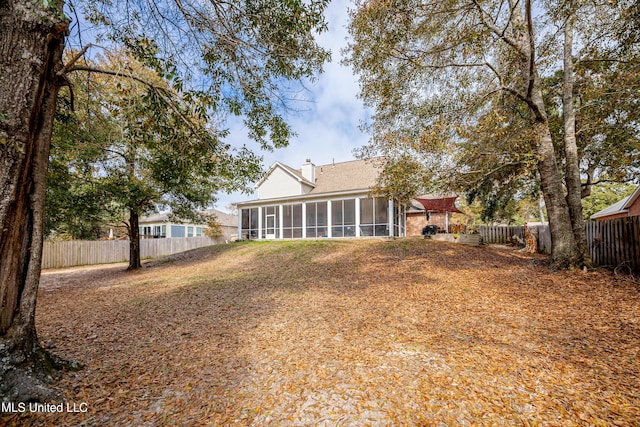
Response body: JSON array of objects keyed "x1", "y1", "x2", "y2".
[
  {"x1": 140, "y1": 208, "x2": 237, "y2": 226},
  {"x1": 255, "y1": 161, "x2": 315, "y2": 188},
  {"x1": 310, "y1": 159, "x2": 382, "y2": 194},
  {"x1": 590, "y1": 186, "x2": 640, "y2": 219},
  {"x1": 248, "y1": 158, "x2": 383, "y2": 203}
]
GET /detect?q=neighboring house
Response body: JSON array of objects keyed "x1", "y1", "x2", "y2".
[
  {"x1": 591, "y1": 185, "x2": 640, "y2": 221},
  {"x1": 406, "y1": 196, "x2": 464, "y2": 236},
  {"x1": 235, "y1": 159, "x2": 407, "y2": 240},
  {"x1": 139, "y1": 208, "x2": 238, "y2": 241}
]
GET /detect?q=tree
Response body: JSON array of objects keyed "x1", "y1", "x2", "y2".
[
  {"x1": 1, "y1": 0, "x2": 329, "y2": 401},
  {"x1": 560, "y1": 5, "x2": 587, "y2": 262},
  {"x1": 46, "y1": 74, "x2": 118, "y2": 241},
  {"x1": 346, "y1": 0, "x2": 638, "y2": 266},
  {"x1": 571, "y1": 59, "x2": 640, "y2": 190},
  {"x1": 51, "y1": 52, "x2": 263, "y2": 269},
  {"x1": 347, "y1": 0, "x2": 579, "y2": 267}
]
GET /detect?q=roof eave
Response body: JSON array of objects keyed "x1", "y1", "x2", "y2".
[
  {"x1": 623, "y1": 185, "x2": 640, "y2": 209},
  {"x1": 254, "y1": 162, "x2": 316, "y2": 189},
  {"x1": 236, "y1": 188, "x2": 378, "y2": 207}
]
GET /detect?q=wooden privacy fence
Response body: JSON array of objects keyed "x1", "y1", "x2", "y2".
[
  {"x1": 480, "y1": 220, "x2": 639, "y2": 271},
  {"x1": 478, "y1": 225, "x2": 552, "y2": 254},
  {"x1": 586, "y1": 216, "x2": 640, "y2": 273},
  {"x1": 479, "y1": 225, "x2": 525, "y2": 244},
  {"x1": 43, "y1": 236, "x2": 221, "y2": 269}
]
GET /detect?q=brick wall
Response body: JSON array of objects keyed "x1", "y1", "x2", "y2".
[{"x1": 406, "y1": 212, "x2": 448, "y2": 236}]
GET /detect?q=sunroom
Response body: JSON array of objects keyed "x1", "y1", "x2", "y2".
[
  {"x1": 238, "y1": 196, "x2": 405, "y2": 240},
  {"x1": 236, "y1": 159, "x2": 406, "y2": 240}
]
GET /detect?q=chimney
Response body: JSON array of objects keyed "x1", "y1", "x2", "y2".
[{"x1": 301, "y1": 159, "x2": 315, "y2": 183}]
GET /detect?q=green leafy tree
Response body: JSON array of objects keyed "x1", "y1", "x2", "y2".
[
  {"x1": 50, "y1": 52, "x2": 262, "y2": 269},
  {"x1": 1, "y1": 0, "x2": 329, "y2": 401},
  {"x1": 346, "y1": 0, "x2": 578, "y2": 267},
  {"x1": 346, "y1": 0, "x2": 639, "y2": 266}
]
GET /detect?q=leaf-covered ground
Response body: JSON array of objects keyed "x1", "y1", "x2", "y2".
[{"x1": 4, "y1": 239, "x2": 639, "y2": 426}]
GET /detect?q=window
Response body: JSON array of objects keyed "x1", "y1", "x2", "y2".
[
  {"x1": 241, "y1": 208, "x2": 258, "y2": 239},
  {"x1": 161, "y1": 225, "x2": 166, "y2": 238},
  {"x1": 306, "y1": 202, "x2": 328, "y2": 238},
  {"x1": 196, "y1": 227, "x2": 203, "y2": 237},
  {"x1": 140, "y1": 226, "x2": 152, "y2": 238},
  {"x1": 331, "y1": 199, "x2": 356, "y2": 237},
  {"x1": 283, "y1": 204, "x2": 303, "y2": 238},
  {"x1": 187, "y1": 226, "x2": 194, "y2": 237},
  {"x1": 171, "y1": 225, "x2": 185, "y2": 237},
  {"x1": 360, "y1": 198, "x2": 389, "y2": 237}
]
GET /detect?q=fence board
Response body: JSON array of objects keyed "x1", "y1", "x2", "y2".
[
  {"x1": 43, "y1": 236, "x2": 221, "y2": 269},
  {"x1": 629, "y1": 219, "x2": 636, "y2": 264},
  {"x1": 534, "y1": 225, "x2": 551, "y2": 254},
  {"x1": 586, "y1": 216, "x2": 640, "y2": 273},
  {"x1": 479, "y1": 226, "x2": 524, "y2": 244}
]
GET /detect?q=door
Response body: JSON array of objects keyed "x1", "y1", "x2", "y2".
[{"x1": 266, "y1": 214, "x2": 276, "y2": 239}]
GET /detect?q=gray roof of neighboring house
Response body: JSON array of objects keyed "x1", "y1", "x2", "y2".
[
  {"x1": 590, "y1": 186, "x2": 640, "y2": 219},
  {"x1": 140, "y1": 208, "x2": 237, "y2": 227}
]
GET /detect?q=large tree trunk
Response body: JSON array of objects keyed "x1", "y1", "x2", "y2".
[
  {"x1": 510, "y1": 0, "x2": 579, "y2": 268},
  {"x1": 128, "y1": 209, "x2": 142, "y2": 270},
  {"x1": 0, "y1": 1, "x2": 70, "y2": 401},
  {"x1": 534, "y1": 120, "x2": 579, "y2": 268},
  {"x1": 562, "y1": 15, "x2": 588, "y2": 265}
]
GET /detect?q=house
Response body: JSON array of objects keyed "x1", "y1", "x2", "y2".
[
  {"x1": 235, "y1": 159, "x2": 407, "y2": 240},
  {"x1": 405, "y1": 195, "x2": 464, "y2": 236},
  {"x1": 138, "y1": 208, "x2": 238, "y2": 241},
  {"x1": 590, "y1": 185, "x2": 640, "y2": 221}
]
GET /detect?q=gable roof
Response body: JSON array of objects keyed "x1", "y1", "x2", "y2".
[
  {"x1": 252, "y1": 158, "x2": 383, "y2": 200},
  {"x1": 590, "y1": 185, "x2": 640, "y2": 219},
  {"x1": 255, "y1": 161, "x2": 315, "y2": 188},
  {"x1": 624, "y1": 185, "x2": 640, "y2": 209}
]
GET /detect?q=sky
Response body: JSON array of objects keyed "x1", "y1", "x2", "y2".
[{"x1": 215, "y1": 0, "x2": 370, "y2": 211}]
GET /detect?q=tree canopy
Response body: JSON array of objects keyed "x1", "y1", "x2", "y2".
[
  {"x1": 75, "y1": 0, "x2": 331, "y2": 149},
  {"x1": 1, "y1": 0, "x2": 331, "y2": 401},
  {"x1": 346, "y1": 0, "x2": 639, "y2": 265},
  {"x1": 49, "y1": 51, "x2": 264, "y2": 267}
]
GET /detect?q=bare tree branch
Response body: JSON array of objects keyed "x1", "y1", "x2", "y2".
[{"x1": 471, "y1": 0, "x2": 523, "y2": 55}]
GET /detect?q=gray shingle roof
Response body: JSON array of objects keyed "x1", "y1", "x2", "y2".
[
  {"x1": 590, "y1": 186, "x2": 640, "y2": 219},
  {"x1": 307, "y1": 158, "x2": 382, "y2": 194}
]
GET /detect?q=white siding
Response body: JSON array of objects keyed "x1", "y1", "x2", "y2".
[{"x1": 258, "y1": 167, "x2": 302, "y2": 199}]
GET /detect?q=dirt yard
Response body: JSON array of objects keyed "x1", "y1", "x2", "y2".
[{"x1": 3, "y1": 239, "x2": 639, "y2": 426}]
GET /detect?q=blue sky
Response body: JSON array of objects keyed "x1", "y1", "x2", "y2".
[{"x1": 216, "y1": 0, "x2": 369, "y2": 210}]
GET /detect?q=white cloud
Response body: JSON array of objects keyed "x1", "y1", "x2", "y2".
[{"x1": 216, "y1": 0, "x2": 369, "y2": 210}]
